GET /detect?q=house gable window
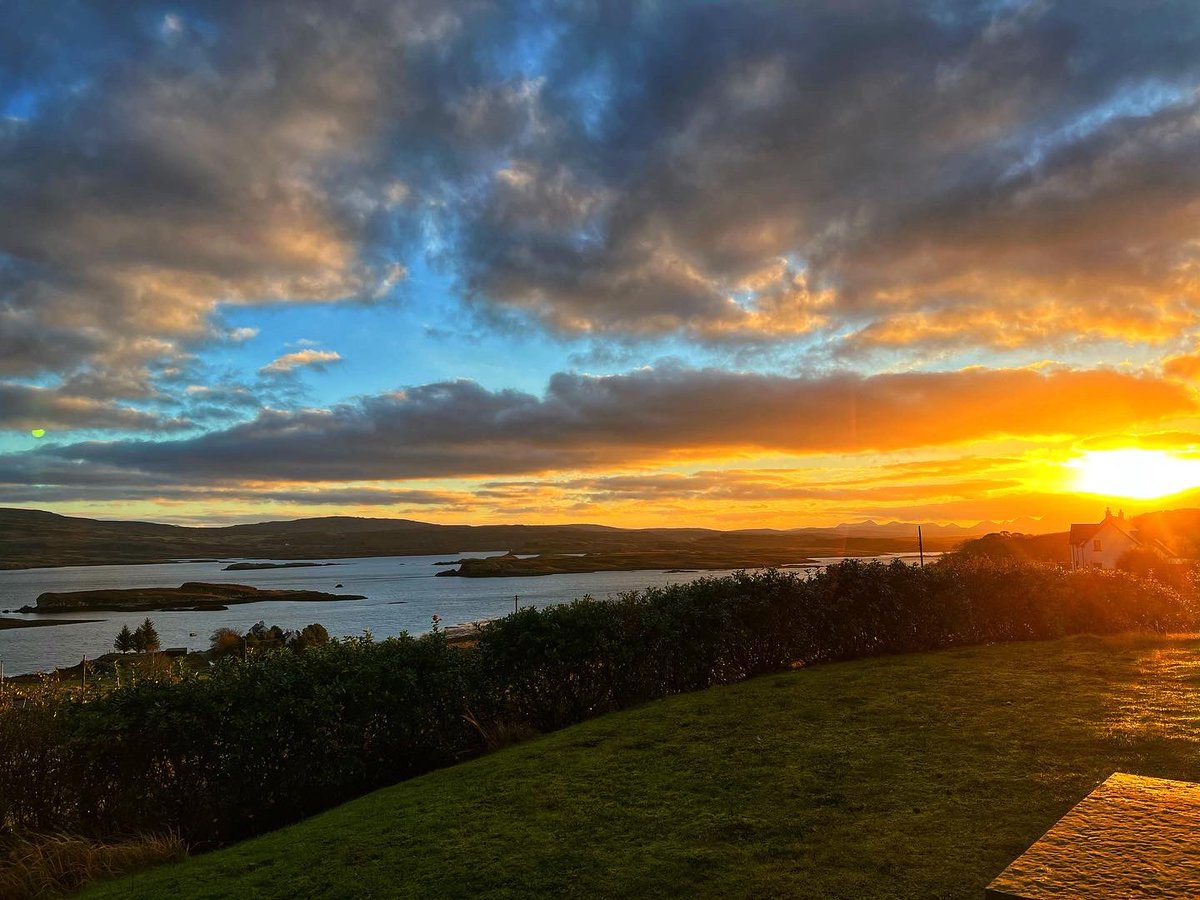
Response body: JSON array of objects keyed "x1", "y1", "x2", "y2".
[{"x1": 1093, "y1": 539, "x2": 1102, "y2": 551}]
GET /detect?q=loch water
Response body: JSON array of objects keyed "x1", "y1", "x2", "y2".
[{"x1": 0, "y1": 551, "x2": 929, "y2": 674}]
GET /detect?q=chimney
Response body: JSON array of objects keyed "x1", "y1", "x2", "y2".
[
  {"x1": 1118, "y1": 508, "x2": 1125, "y2": 520},
  {"x1": 1105, "y1": 506, "x2": 1112, "y2": 520}
]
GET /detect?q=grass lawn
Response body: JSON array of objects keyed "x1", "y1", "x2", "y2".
[{"x1": 85, "y1": 633, "x2": 1200, "y2": 899}]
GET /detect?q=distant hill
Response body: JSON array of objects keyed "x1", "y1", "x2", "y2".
[
  {"x1": 1125, "y1": 509, "x2": 1200, "y2": 558},
  {"x1": 0, "y1": 507, "x2": 996, "y2": 570},
  {"x1": 795, "y1": 517, "x2": 1048, "y2": 539},
  {"x1": 956, "y1": 531, "x2": 1070, "y2": 564}
]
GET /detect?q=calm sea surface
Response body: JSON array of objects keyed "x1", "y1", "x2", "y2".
[{"x1": 0, "y1": 551, "x2": 929, "y2": 675}]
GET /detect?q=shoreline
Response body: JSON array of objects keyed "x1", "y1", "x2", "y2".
[
  {"x1": 433, "y1": 550, "x2": 907, "y2": 578},
  {"x1": 0, "y1": 616, "x2": 103, "y2": 630}
]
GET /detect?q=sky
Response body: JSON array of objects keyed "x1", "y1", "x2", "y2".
[{"x1": 3, "y1": 0, "x2": 1200, "y2": 529}]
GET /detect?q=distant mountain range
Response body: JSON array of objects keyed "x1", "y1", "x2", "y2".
[
  {"x1": 737, "y1": 517, "x2": 1049, "y2": 539},
  {"x1": 0, "y1": 508, "x2": 1040, "y2": 571}
]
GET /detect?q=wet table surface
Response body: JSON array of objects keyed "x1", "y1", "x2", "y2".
[{"x1": 987, "y1": 773, "x2": 1200, "y2": 898}]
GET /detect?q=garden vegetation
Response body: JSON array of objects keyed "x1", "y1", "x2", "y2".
[{"x1": 1, "y1": 556, "x2": 1196, "y2": 893}]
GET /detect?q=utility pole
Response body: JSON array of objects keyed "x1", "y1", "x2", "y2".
[
  {"x1": 514, "y1": 594, "x2": 519, "y2": 614},
  {"x1": 918, "y1": 526, "x2": 925, "y2": 567}
]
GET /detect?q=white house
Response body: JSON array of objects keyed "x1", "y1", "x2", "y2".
[{"x1": 1068, "y1": 508, "x2": 1171, "y2": 570}]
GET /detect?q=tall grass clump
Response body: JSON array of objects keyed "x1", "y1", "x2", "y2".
[
  {"x1": 0, "y1": 831, "x2": 184, "y2": 899},
  {"x1": 1, "y1": 555, "x2": 1195, "y2": 857}
]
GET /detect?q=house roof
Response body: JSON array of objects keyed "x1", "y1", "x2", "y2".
[
  {"x1": 1069, "y1": 523, "x2": 1103, "y2": 545},
  {"x1": 1138, "y1": 534, "x2": 1178, "y2": 558},
  {"x1": 1102, "y1": 517, "x2": 1139, "y2": 545},
  {"x1": 1070, "y1": 517, "x2": 1144, "y2": 547},
  {"x1": 1070, "y1": 515, "x2": 1179, "y2": 557}
]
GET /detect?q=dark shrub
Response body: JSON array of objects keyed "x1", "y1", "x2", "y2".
[
  {"x1": 2, "y1": 556, "x2": 1194, "y2": 846},
  {"x1": 5, "y1": 633, "x2": 479, "y2": 846}
]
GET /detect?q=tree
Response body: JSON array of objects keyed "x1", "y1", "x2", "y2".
[
  {"x1": 133, "y1": 618, "x2": 160, "y2": 654},
  {"x1": 209, "y1": 627, "x2": 243, "y2": 658},
  {"x1": 114, "y1": 624, "x2": 135, "y2": 654},
  {"x1": 292, "y1": 623, "x2": 330, "y2": 652}
]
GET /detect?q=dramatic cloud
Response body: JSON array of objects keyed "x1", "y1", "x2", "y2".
[
  {"x1": 5, "y1": 0, "x2": 1200, "y2": 399},
  {"x1": 429, "y1": 1, "x2": 1200, "y2": 347},
  {"x1": 547, "y1": 470, "x2": 1022, "y2": 506},
  {"x1": 0, "y1": 482, "x2": 464, "y2": 507},
  {"x1": 5, "y1": 2, "x2": 1200, "y2": 525},
  {"x1": 0, "y1": 383, "x2": 186, "y2": 432},
  {"x1": 260, "y1": 350, "x2": 343, "y2": 375},
  {"x1": 8, "y1": 365, "x2": 1192, "y2": 487},
  {"x1": 0, "y1": 0, "x2": 433, "y2": 391},
  {"x1": 1164, "y1": 348, "x2": 1200, "y2": 382}
]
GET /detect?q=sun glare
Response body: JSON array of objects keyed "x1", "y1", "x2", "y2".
[{"x1": 1070, "y1": 449, "x2": 1200, "y2": 499}]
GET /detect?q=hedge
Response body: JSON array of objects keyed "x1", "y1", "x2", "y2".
[{"x1": 1, "y1": 556, "x2": 1194, "y2": 846}]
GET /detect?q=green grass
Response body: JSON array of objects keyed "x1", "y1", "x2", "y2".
[{"x1": 85, "y1": 634, "x2": 1200, "y2": 899}]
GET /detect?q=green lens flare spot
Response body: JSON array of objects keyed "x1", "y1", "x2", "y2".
[{"x1": 30, "y1": 428, "x2": 46, "y2": 438}]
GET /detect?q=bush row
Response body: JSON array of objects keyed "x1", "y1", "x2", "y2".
[{"x1": 1, "y1": 556, "x2": 1195, "y2": 846}]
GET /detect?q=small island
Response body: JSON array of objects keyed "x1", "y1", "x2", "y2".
[
  {"x1": 19, "y1": 582, "x2": 367, "y2": 613},
  {"x1": 222, "y1": 561, "x2": 343, "y2": 571}
]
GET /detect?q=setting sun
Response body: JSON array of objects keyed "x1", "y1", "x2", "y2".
[
  {"x1": 11, "y1": 5, "x2": 1200, "y2": 898},
  {"x1": 1070, "y1": 449, "x2": 1200, "y2": 499}
]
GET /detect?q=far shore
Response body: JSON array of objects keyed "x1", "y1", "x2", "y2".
[
  {"x1": 436, "y1": 549, "x2": 828, "y2": 578},
  {"x1": 0, "y1": 616, "x2": 102, "y2": 630},
  {"x1": 222, "y1": 562, "x2": 344, "y2": 571}
]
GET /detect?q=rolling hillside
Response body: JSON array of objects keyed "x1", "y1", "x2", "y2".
[
  {"x1": 83, "y1": 634, "x2": 1200, "y2": 899},
  {"x1": 0, "y1": 508, "x2": 986, "y2": 570}
]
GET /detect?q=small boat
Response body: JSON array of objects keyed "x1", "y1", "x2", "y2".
[
  {"x1": 335, "y1": 583, "x2": 344, "y2": 588},
  {"x1": 189, "y1": 632, "x2": 197, "y2": 637}
]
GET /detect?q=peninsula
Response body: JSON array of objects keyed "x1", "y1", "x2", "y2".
[
  {"x1": 222, "y1": 562, "x2": 343, "y2": 571},
  {"x1": 436, "y1": 549, "x2": 822, "y2": 577},
  {"x1": 20, "y1": 582, "x2": 367, "y2": 613},
  {"x1": 0, "y1": 616, "x2": 102, "y2": 629}
]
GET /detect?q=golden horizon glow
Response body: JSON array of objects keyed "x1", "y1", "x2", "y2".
[{"x1": 1069, "y1": 449, "x2": 1200, "y2": 500}]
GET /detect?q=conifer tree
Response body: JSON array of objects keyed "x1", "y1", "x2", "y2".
[
  {"x1": 114, "y1": 624, "x2": 135, "y2": 654},
  {"x1": 133, "y1": 617, "x2": 161, "y2": 653}
]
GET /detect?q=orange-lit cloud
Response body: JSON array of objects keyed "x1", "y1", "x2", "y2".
[
  {"x1": 3, "y1": 364, "x2": 1195, "y2": 527},
  {"x1": 260, "y1": 350, "x2": 343, "y2": 375},
  {"x1": 5, "y1": 2, "x2": 1200, "y2": 530},
  {"x1": 10, "y1": 365, "x2": 1189, "y2": 480}
]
